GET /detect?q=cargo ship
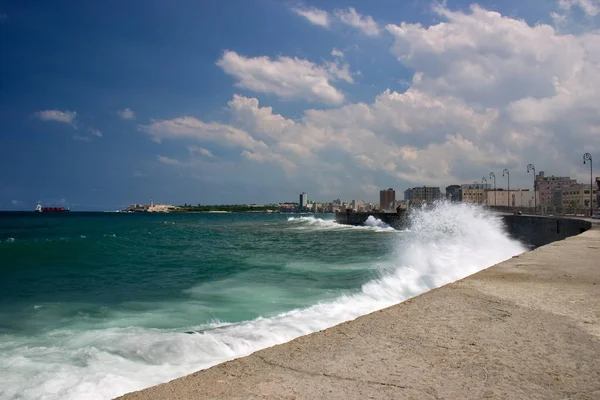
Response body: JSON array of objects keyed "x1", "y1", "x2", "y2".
[{"x1": 34, "y1": 204, "x2": 70, "y2": 212}]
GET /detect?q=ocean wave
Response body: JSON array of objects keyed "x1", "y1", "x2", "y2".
[
  {"x1": 0, "y1": 202, "x2": 526, "y2": 399},
  {"x1": 287, "y1": 215, "x2": 396, "y2": 232}
]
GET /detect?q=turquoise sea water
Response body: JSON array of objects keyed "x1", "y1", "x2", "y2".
[{"x1": 0, "y1": 205, "x2": 526, "y2": 399}]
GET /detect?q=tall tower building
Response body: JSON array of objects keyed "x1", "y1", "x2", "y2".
[
  {"x1": 379, "y1": 188, "x2": 395, "y2": 211},
  {"x1": 299, "y1": 192, "x2": 308, "y2": 212}
]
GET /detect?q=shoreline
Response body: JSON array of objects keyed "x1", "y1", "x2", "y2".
[{"x1": 118, "y1": 227, "x2": 600, "y2": 399}]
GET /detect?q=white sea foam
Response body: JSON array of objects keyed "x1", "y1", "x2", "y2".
[
  {"x1": 287, "y1": 215, "x2": 395, "y2": 232},
  {"x1": 0, "y1": 203, "x2": 526, "y2": 400}
]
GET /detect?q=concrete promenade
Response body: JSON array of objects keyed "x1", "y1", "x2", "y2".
[{"x1": 119, "y1": 227, "x2": 600, "y2": 400}]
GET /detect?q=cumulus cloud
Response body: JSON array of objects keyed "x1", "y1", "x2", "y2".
[
  {"x1": 385, "y1": 4, "x2": 600, "y2": 157},
  {"x1": 89, "y1": 128, "x2": 103, "y2": 137},
  {"x1": 292, "y1": 7, "x2": 329, "y2": 27},
  {"x1": 217, "y1": 50, "x2": 352, "y2": 105},
  {"x1": 141, "y1": 116, "x2": 267, "y2": 151},
  {"x1": 558, "y1": 0, "x2": 600, "y2": 16},
  {"x1": 157, "y1": 155, "x2": 183, "y2": 165},
  {"x1": 334, "y1": 7, "x2": 380, "y2": 36},
  {"x1": 228, "y1": 94, "x2": 295, "y2": 139},
  {"x1": 142, "y1": 4, "x2": 600, "y2": 197},
  {"x1": 188, "y1": 145, "x2": 214, "y2": 158},
  {"x1": 34, "y1": 110, "x2": 76, "y2": 125},
  {"x1": 118, "y1": 108, "x2": 136, "y2": 120},
  {"x1": 331, "y1": 48, "x2": 344, "y2": 58}
]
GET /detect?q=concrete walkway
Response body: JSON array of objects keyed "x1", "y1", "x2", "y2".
[{"x1": 119, "y1": 228, "x2": 600, "y2": 400}]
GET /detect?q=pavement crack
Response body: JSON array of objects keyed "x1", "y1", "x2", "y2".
[{"x1": 256, "y1": 355, "x2": 408, "y2": 389}]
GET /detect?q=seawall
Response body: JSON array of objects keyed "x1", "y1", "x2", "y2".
[
  {"x1": 335, "y1": 211, "x2": 593, "y2": 247},
  {"x1": 501, "y1": 214, "x2": 592, "y2": 247},
  {"x1": 118, "y1": 224, "x2": 600, "y2": 399}
]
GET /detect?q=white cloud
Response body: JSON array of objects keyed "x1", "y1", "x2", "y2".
[
  {"x1": 11, "y1": 199, "x2": 21, "y2": 205},
  {"x1": 331, "y1": 48, "x2": 344, "y2": 58},
  {"x1": 241, "y1": 150, "x2": 296, "y2": 172},
  {"x1": 157, "y1": 155, "x2": 183, "y2": 165},
  {"x1": 188, "y1": 145, "x2": 214, "y2": 158},
  {"x1": 118, "y1": 108, "x2": 136, "y2": 120},
  {"x1": 228, "y1": 94, "x2": 295, "y2": 139},
  {"x1": 89, "y1": 129, "x2": 103, "y2": 137},
  {"x1": 334, "y1": 7, "x2": 380, "y2": 36},
  {"x1": 35, "y1": 110, "x2": 76, "y2": 125},
  {"x1": 141, "y1": 116, "x2": 267, "y2": 151},
  {"x1": 292, "y1": 7, "x2": 329, "y2": 27},
  {"x1": 558, "y1": 0, "x2": 600, "y2": 16},
  {"x1": 141, "y1": 5, "x2": 600, "y2": 198},
  {"x1": 217, "y1": 50, "x2": 351, "y2": 105}
]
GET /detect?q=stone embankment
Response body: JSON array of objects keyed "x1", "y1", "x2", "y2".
[
  {"x1": 119, "y1": 224, "x2": 600, "y2": 399},
  {"x1": 336, "y1": 211, "x2": 593, "y2": 248}
]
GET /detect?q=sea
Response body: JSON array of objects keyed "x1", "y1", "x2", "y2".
[{"x1": 0, "y1": 202, "x2": 526, "y2": 400}]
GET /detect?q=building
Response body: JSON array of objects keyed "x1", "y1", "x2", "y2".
[
  {"x1": 445, "y1": 185, "x2": 461, "y2": 201},
  {"x1": 486, "y1": 189, "x2": 538, "y2": 208},
  {"x1": 460, "y1": 183, "x2": 490, "y2": 190},
  {"x1": 461, "y1": 188, "x2": 486, "y2": 204},
  {"x1": 536, "y1": 171, "x2": 576, "y2": 206},
  {"x1": 557, "y1": 184, "x2": 598, "y2": 210},
  {"x1": 299, "y1": 192, "x2": 308, "y2": 212},
  {"x1": 404, "y1": 187, "x2": 442, "y2": 204},
  {"x1": 351, "y1": 199, "x2": 366, "y2": 212},
  {"x1": 597, "y1": 178, "x2": 600, "y2": 208},
  {"x1": 379, "y1": 188, "x2": 396, "y2": 212}
]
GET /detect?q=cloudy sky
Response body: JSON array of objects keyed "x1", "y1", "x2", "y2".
[{"x1": 1, "y1": 0, "x2": 599, "y2": 210}]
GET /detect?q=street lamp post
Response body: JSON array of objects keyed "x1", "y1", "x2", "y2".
[
  {"x1": 482, "y1": 177, "x2": 488, "y2": 206},
  {"x1": 490, "y1": 172, "x2": 496, "y2": 207},
  {"x1": 583, "y1": 153, "x2": 593, "y2": 217},
  {"x1": 503, "y1": 169, "x2": 510, "y2": 209},
  {"x1": 527, "y1": 164, "x2": 536, "y2": 214}
]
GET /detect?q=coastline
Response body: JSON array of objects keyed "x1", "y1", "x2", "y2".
[{"x1": 117, "y1": 227, "x2": 600, "y2": 399}]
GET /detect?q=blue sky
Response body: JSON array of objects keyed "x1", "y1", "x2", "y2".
[{"x1": 1, "y1": 0, "x2": 599, "y2": 210}]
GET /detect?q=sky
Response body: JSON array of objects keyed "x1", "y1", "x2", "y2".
[{"x1": 1, "y1": 0, "x2": 600, "y2": 210}]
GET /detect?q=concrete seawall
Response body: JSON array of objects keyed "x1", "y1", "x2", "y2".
[
  {"x1": 119, "y1": 224, "x2": 600, "y2": 400},
  {"x1": 335, "y1": 211, "x2": 408, "y2": 229},
  {"x1": 335, "y1": 211, "x2": 593, "y2": 248},
  {"x1": 501, "y1": 215, "x2": 592, "y2": 248}
]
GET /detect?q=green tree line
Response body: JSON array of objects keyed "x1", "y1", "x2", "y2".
[{"x1": 175, "y1": 204, "x2": 283, "y2": 213}]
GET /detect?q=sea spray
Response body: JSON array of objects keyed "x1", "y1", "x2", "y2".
[
  {"x1": 0, "y1": 204, "x2": 526, "y2": 400},
  {"x1": 288, "y1": 215, "x2": 395, "y2": 232}
]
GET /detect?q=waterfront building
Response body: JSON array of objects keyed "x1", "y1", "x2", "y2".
[
  {"x1": 536, "y1": 171, "x2": 576, "y2": 206},
  {"x1": 557, "y1": 184, "x2": 598, "y2": 210},
  {"x1": 597, "y1": 178, "x2": 600, "y2": 208},
  {"x1": 445, "y1": 185, "x2": 461, "y2": 201},
  {"x1": 379, "y1": 188, "x2": 396, "y2": 212},
  {"x1": 404, "y1": 187, "x2": 442, "y2": 204},
  {"x1": 461, "y1": 188, "x2": 486, "y2": 204},
  {"x1": 299, "y1": 192, "x2": 308, "y2": 212},
  {"x1": 485, "y1": 189, "x2": 538, "y2": 208},
  {"x1": 279, "y1": 203, "x2": 297, "y2": 213},
  {"x1": 350, "y1": 200, "x2": 366, "y2": 212},
  {"x1": 459, "y1": 183, "x2": 491, "y2": 205},
  {"x1": 460, "y1": 183, "x2": 491, "y2": 190}
]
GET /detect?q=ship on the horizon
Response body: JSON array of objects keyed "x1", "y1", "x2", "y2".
[{"x1": 34, "y1": 204, "x2": 70, "y2": 212}]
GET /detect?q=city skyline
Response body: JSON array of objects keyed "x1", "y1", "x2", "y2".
[{"x1": 2, "y1": 0, "x2": 600, "y2": 210}]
